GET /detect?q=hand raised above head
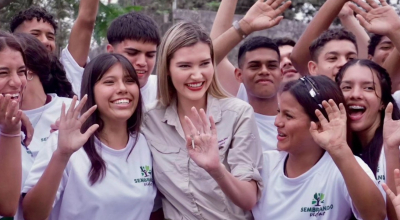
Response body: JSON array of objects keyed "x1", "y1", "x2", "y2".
[
  {"x1": 56, "y1": 95, "x2": 98, "y2": 157},
  {"x1": 182, "y1": 107, "x2": 221, "y2": 174},
  {"x1": 240, "y1": 0, "x2": 292, "y2": 35},
  {"x1": 309, "y1": 100, "x2": 348, "y2": 153},
  {"x1": 349, "y1": 0, "x2": 400, "y2": 37}
]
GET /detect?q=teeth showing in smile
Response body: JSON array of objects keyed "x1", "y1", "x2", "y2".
[
  {"x1": 187, "y1": 82, "x2": 203, "y2": 88},
  {"x1": 2, "y1": 93, "x2": 19, "y2": 99},
  {"x1": 278, "y1": 133, "x2": 286, "y2": 137},
  {"x1": 113, "y1": 99, "x2": 130, "y2": 104},
  {"x1": 349, "y1": 105, "x2": 365, "y2": 110}
]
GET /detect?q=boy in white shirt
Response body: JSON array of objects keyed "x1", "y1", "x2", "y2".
[{"x1": 10, "y1": 1, "x2": 99, "y2": 96}]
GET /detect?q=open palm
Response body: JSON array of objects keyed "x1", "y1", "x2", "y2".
[
  {"x1": 0, "y1": 95, "x2": 22, "y2": 135},
  {"x1": 349, "y1": 0, "x2": 400, "y2": 36},
  {"x1": 310, "y1": 100, "x2": 348, "y2": 152},
  {"x1": 57, "y1": 95, "x2": 98, "y2": 156},
  {"x1": 242, "y1": 0, "x2": 291, "y2": 34},
  {"x1": 182, "y1": 107, "x2": 221, "y2": 173},
  {"x1": 383, "y1": 103, "x2": 400, "y2": 149},
  {"x1": 382, "y1": 169, "x2": 400, "y2": 220}
]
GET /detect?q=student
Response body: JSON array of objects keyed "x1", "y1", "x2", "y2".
[
  {"x1": 14, "y1": 33, "x2": 74, "y2": 159},
  {"x1": 142, "y1": 22, "x2": 263, "y2": 219},
  {"x1": 10, "y1": 0, "x2": 99, "y2": 96},
  {"x1": 106, "y1": 12, "x2": 160, "y2": 105},
  {"x1": 253, "y1": 75, "x2": 386, "y2": 220},
  {"x1": 368, "y1": 34, "x2": 394, "y2": 66},
  {"x1": 0, "y1": 32, "x2": 29, "y2": 217},
  {"x1": 307, "y1": 28, "x2": 358, "y2": 80},
  {"x1": 336, "y1": 59, "x2": 400, "y2": 220},
  {"x1": 275, "y1": 37, "x2": 301, "y2": 83},
  {"x1": 22, "y1": 53, "x2": 158, "y2": 220},
  {"x1": 349, "y1": 0, "x2": 400, "y2": 103},
  {"x1": 291, "y1": 0, "x2": 359, "y2": 76},
  {"x1": 234, "y1": 37, "x2": 281, "y2": 151}
]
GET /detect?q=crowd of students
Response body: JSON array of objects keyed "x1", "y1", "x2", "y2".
[{"x1": 1, "y1": 0, "x2": 400, "y2": 219}]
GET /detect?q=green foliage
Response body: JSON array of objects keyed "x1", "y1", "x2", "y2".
[
  {"x1": 94, "y1": 2, "x2": 142, "y2": 45},
  {"x1": 205, "y1": 1, "x2": 220, "y2": 11}
]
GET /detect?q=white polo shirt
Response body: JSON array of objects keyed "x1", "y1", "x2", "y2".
[
  {"x1": 23, "y1": 132, "x2": 157, "y2": 220},
  {"x1": 253, "y1": 151, "x2": 380, "y2": 220}
]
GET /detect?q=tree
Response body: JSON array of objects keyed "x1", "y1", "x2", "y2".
[{"x1": 312, "y1": 193, "x2": 325, "y2": 207}]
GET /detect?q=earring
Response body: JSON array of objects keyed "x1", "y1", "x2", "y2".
[{"x1": 27, "y1": 72, "x2": 33, "y2": 81}]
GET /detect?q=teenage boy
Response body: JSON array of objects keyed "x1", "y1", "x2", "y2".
[
  {"x1": 275, "y1": 37, "x2": 301, "y2": 83},
  {"x1": 106, "y1": 12, "x2": 160, "y2": 105},
  {"x1": 10, "y1": 0, "x2": 99, "y2": 96},
  {"x1": 209, "y1": 0, "x2": 293, "y2": 151}
]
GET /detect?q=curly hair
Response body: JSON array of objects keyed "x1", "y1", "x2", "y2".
[
  {"x1": 10, "y1": 6, "x2": 58, "y2": 34},
  {"x1": 14, "y1": 33, "x2": 75, "y2": 98}
]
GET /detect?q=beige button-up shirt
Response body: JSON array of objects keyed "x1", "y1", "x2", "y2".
[{"x1": 143, "y1": 94, "x2": 263, "y2": 220}]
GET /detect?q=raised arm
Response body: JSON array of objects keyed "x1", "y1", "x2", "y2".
[
  {"x1": 68, "y1": 0, "x2": 100, "y2": 67},
  {"x1": 183, "y1": 108, "x2": 262, "y2": 210},
  {"x1": 291, "y1": 0, "x2": 348, "y2": 75},
  {"x1": 382, "y1": 102, "x2": 400, "y2": 220},
  {"x1": 350, "y1": 0, "x2": 400, "y2": 93},
  {"x1": 23, "y1": 96, "x2": 98, "y2": 220},
  {"x1": 0, "y1": 96, "x2": 22, "y2": 217},
  {"x1": 210, "y1": 0, "x2": 239, "y2": 96},
  {"x1": 339, "y1": 3, "x2": 370, "y2": 59},
  {"x1": 310, "y1": 100, "x2": 386, "y2": 220}
]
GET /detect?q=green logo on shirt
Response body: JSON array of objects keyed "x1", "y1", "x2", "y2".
[
  {"x1": 134, "y1": 165, "x2": 153, "y2": 186},
  {"x1": 300, "y1": 193, "x2": 333, "y2": 217},
  {"x1": 312, "y1": 193, "x2": 325, "y2": 206},
  {"x1": 140, "y1": 165, "x2": 152, "y2": 177}
]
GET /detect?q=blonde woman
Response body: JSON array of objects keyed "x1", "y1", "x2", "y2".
[{"x1": 142, "y1": 21, "x2": 262, "y2": 219}]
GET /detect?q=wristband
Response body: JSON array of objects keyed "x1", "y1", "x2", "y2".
[
  {"x1": 232, "y1": 20, "x2": 247, "y2": 39},
  {"x1": 0, "y1": 131, "x2": 21, "y2": 138}
]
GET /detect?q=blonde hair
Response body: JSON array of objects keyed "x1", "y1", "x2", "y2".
[{"x1": 156, "y1": 21, "x2": 228, "y2": 106}]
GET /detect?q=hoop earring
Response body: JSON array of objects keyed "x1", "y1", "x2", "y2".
[{"x1": 27, "y1": 73, "x2": 33, "y2": 81}]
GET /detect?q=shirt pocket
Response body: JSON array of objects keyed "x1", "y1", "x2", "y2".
[{"x1": 149, "y1": 141, "x2": 185, "y2": 174}]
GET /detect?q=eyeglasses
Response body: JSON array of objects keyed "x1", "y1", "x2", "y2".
[{"x1": 299, "y1": 76, "x2": 323, "y2": 109}]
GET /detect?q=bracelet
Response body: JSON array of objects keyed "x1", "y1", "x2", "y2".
[{"x1": 0, "y1": 131, "x2": 21, "y2": 138}]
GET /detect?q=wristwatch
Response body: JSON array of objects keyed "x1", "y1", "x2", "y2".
[{"x1": 232, "y1": 20, "x2": 247, "y2": 39}]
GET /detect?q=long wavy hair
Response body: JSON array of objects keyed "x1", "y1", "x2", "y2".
[
  {"x1": 336, "y1": 59, "x2": 400, "y2": 175},
  {"x1": 14, "y1": 33, "x2": 74, "y2": 98},
  {"x1": 80, "y1": 53, "x2": 143, "y2": 185}
]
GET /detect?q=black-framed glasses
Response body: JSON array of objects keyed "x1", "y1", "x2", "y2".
[{"x1": 299, "y1": 76, "x2": 323, "y2": 109}]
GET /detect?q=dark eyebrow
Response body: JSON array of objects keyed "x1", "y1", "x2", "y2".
[
  {"x1": 200, "y1": 58, "x2": 212, "y2": 62},
  {"x1": 0, "y1": 67, "x2": 9, "y2": 71}
]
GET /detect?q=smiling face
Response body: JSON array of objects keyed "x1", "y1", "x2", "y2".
[
  {"x1": 275, "y1": 91, "x2": 315, "y2": 153},
  {"x1": 107, "y1": 39, "x2": 157, "y2": 88},
  {"x1": 237, "y1": 48, "x2": 282, "y2": 99},
  {"x1": 279, "y1": 45, "x2": 301, "y2": 83},
  {"x1": 14, "y1": 19, "x2": 55, "y2": 53},
  {"x1": 94, "y1": 63, "x2": 140, "y2": 124},
  {"x1": 0, "y1": 47, "x2": 27, "y2": 102},
  {"x1": 339, "y1": 64, "x2": 382, "y2": 135},
  {"x1": 169, "y1": 42, "x2": 214, "y2": 103},
  {"x1": 309, "y1": 40, "x2": 357, "y2": 80},
  {"x1": 370, "y1": 36, "x2": 393, "y2": 66}
]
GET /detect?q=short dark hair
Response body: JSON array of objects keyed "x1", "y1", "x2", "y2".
[
  {"x1": 237, "y1": 36, "x2": 280, "y2": 68},
  {"x1": 10, "y1": 6, "x2": 57, "y2": 34},
  {"x1": 80, "y1": 53, "x2": 143, "y2": 185},
  {"x1": 309, "y1": 28, "x2": 357, "y2": 62},
  {"x1": 336, "y1": 59, "x2": 400, "y2": 175},
  {"x1": 275, "y1": 37, "x2": 296, "y2": 47},
  {"x1": 107, "y1": 12, "x2": 160, "y2": 46},
  {"x1": 15, "y1": 33, "x2": 75, "y2": 98},
  {"x1": 368, "y1": 34, "x2": 384, "y2": 56},
  {"x1": 280, "y1": 75, "x2": 345, "y2": 122}
]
